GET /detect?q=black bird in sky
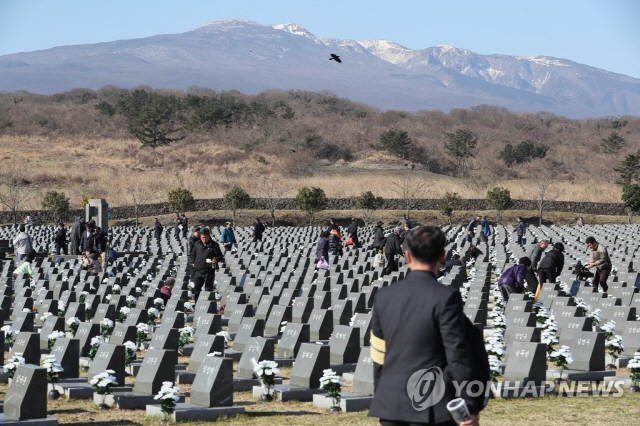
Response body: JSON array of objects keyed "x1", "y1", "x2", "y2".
[{"x1": 329, "y1": 53, "x2": 342, "y2": 63}]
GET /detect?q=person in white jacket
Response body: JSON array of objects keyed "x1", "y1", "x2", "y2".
[{"x1": 13, "y1": 224, "x2": 32, "y2": 263}]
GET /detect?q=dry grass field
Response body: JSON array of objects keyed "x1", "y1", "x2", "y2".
[{"x1": 0, "y1": 135, "x2": 624, "y2": 212}]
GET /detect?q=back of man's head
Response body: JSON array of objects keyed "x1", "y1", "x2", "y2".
[
  {"x1": 585, "y1": 236, "x2": 597, "y2": 245},
  {"x1": 19, "y1": 224, "x2": 25, "y2": 232},
  {"x1": 404, "y1": 226, "x2": 446, "y2": 264},
  {"x1": 554, "y1": 242, "x2": 565, "y2": 252}
]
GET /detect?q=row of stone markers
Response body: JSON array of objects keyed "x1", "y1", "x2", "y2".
[{"x1": 0, "y1": 222, "x2": 639, "y2": 424}]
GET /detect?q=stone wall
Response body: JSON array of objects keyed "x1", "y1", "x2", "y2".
[{"x1": 0, "y1": 198, "x2": 628, "y2": 224}]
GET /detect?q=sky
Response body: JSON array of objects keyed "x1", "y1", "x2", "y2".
[{"x1": 1, "y1": 0, "x2": 639, "y2": 78}]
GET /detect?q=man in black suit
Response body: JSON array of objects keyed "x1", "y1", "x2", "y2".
[
  {"x1": 79, "y1": 223, "x2": 95, "y2": 253},
  {"x1": 370, "y1": 226, "x2": 483, "y2": 426},
  {"x1": 382, "y1": 227, "x2": 403, "y2": 276}
]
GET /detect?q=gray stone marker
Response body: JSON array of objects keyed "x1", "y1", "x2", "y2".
[
  {"x1": 148, "y1": 328, "x2": 179, "y2": 352},
  {"x1": 158, "y1": 311, "x2": 185, "y2": 329},
  {"x1": 75, "y1": 322, "x2": 100, "y2": 356},
  {"x1": 292, "y1": 298, "x2": 314, "y2": 324},
  {"x1": 124, "y1": 308, "x2": 148, "y2": 326},
  {"x1": 331, "y1": 300, "x2": 353, "y2": 326},
  {"x1": 278, "y1": 323, "x2": 310, "y2": 359},
  {"x1": 11, "y1": 311, "x2": 34, "y2": 333},
  {"x1": 309, "y1": 309, "x2": 333, "y2": 340},
  {"x1": 39, "y1": 315, "x2": 66, "y2": 350},
  {"x1": 64, "y1": 302, "x2": 85, "y2": 325},
  {"x1": 622, "y1": 323, "x2": 640, "y2": 356},
  {"x1": 352, "y1": 347, "x2": 374, "y2": 395},
  {"x1": 290, "y1": 343, "x2": 330, "y2": 389},
  {"x1": 133, "y1": 349, "x2": 177, "y2": 395},
  {"x1": 227, "y1": 304, "x2": 253, "y2": 333},
  {"x1": 187, "y1": 335, "x2": 225, "y2": 373},
  {"x1": 351, "y1": 313, "x2": 372, "y2": 346},
  {"x1": 233, "y1": 318, "x2": 264, "y2": 352},
  {"x1": 329, "y1": 325, "x2": 360, "y2": 364},
  {"x1": 11, "y1": 332, "x2": 40, "y2": 365},
  {"x1": 191, "y1": 356, "x2": 234, "y2": 407},
  {"x1": 503, "y1": 342, "x2": 547, "y2": 385},
  {"x1": 264, "y1": 305, "x2": 292, "y2": 336},
  {"x1": 88, "y1": 343, "x2": 126, "y2": 387},
  {"x1": 4, "y1": 364, "x2": 48, "y2": 420},
  {"x1": 51, "y1": 338, "x2": 80, "y2": 379},
  {"x1": 560, "y1": 331, "x2": 605, "y2": 371},
  {"x1": 237, "y1": 337, "x2": 275, "y2": 379},
  {"x1": 194, "y1": 314, "x2": 222, "y2": 337},
  {"x1": 109, "y1": 324, "x2": 137, "y2": 346}
]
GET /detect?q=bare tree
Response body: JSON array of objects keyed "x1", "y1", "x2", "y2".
[
  {"x1": 0, "y1": 168, "x2": 37, "y2": 225},
  {"x1": 520, "y1": 163, "x2": 564, "y2": 226},
  {"x1": 390, "y1": 174, "x2": 429, "y2": 220},
  {"x1": 125, "y1": 183, "x2": 162, "y2": 227},
  {"x1": 258, "y1": 179, "x2": 288, "y2": 228}
]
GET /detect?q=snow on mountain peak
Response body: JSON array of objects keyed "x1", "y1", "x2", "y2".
[
  {"x1": 520, "y1": 56, "x2": 569, "y2": 67},
  {"x1": 194, "y1": 19, "x2": 259, "y2": 30},
  {"x1": 271, "y1": 23, "x2": 317, "y2": 40}
]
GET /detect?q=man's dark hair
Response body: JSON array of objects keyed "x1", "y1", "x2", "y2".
[
  {"x1": 518, "y1": 257, "x2": 532, "y2": 267},
  {"x1": 19, "y1": 225, "x2": 25, "y2": 232},
  {"x1": 193, "y1": 226, "x2": 200, "y2": 233},
  {"x1": 27, "y1": 249, "x2": 36, "y2": 262},
  {"x1": 59, "y1": 222, "x2": 64, "y2": 227},
  {"x1": 554, "y1": 242, "x2": 565, "y2": 252},
  {"x1": 452, "y1": 254, "x2": 460, "y2": 260},
  {"x1": 320, "y1": 231, "x2": 330, "y2": 238},
  {"x1": 200, "y1": 228, "x2": 211, "y2": 236},
  {"x1": 404, "y1": 226, "x2": 446, "y2": 264},
  {"x1": 585, "y1": 236, "x2": 597, "y2": 245}
]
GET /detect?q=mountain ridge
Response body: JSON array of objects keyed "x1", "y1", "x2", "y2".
[{"x1": 0, "y1": 19, "x2": 638, "y2": 117}]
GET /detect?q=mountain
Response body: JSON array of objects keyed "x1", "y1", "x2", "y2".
[{"x1": 0, "y1": 19, "x2": 638, "y2": 117}]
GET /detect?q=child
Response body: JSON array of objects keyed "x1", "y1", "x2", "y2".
[
  {"x1": 373, "y1": 248, "x2": 386, "y2": 269},
  {"x1": 12, "y1": 249, "x2": 36, "y2": 279},
  {"x1": 160, "y1": 278, "x2": 175, "y2": 304}
]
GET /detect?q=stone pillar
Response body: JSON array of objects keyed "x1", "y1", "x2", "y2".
[{"x1": 86, "y1": 199, "x2": 109, "y2": 231}]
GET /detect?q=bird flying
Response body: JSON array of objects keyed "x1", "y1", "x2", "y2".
[{"x1": 329, "y1": 54, "x2": 342, "y2": 63}]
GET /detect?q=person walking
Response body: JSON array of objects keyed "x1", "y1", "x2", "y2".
[
  {"x1": 372, "y1": 221, "x2": 385, "y2": 252},
  {"x1": 79, "y1": 222, "x2": 96, "y2": 253},
  {"x1": 55, "y1": 222, "x2": 68, "y2": 255},
  {"x1": 253, "y1": 218, "x2": 266, "y2": 242},
  {"x1": 382, "y1": 227, "x2": 403, "y2": 276},
  {"x1": 481, "y1": 216, "x2": 491, "y2": 242},
  {"x1": 173, "y1": 214, "x2": 182, "y2": 239},
  {"x1": 466, "y1": 216, "x2": 479, "y2": 243},
  {"x1": 369, "y1": 226, "x2": 487, "y2": 426},
  {"x1": 95, "y1": 226, "x2": 109, "y2": 272},
  {"x1": 347, "y1": 218, "x2": 360, "y2": 248},
  {"x1": 397, "y1": 214, "x2": 411, "y2": 230},
  {"x1": 586, "y1": 236, "x2": 611, "y2": 293},
  {"x1": 153, "y1": 218, "x2": 163, "y2": 241},
  {"x1": 70, "y1": 217, "x2": 83, "y2": 255},
  {"x1": 189, "y1": 228, "x2": 223, "y2": 301},
  {"x1": 13, "y1": 225, "x2": 33, "y2": 263},
  {"x1": 514, "y1": 217, "x2": 526, "y2": 246},
  {"x1": 537, "y1": 242, "x2": 565, "y2": 285},
  {"x1": 221, "y1": 222, "x2": 237, "y2": 253},
  {"x1": 181, "y1": 215, "x2": 189, "y2": 239},
  {"x1": 316, "y1": 231, "x2": 330, "y2": 265}
]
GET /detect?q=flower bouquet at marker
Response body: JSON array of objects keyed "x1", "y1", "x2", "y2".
[
  {"x1": 320, "y1": 369, "x2": 343, "y2": 412},
  {"x1": 252, "y1": 359, "x2": 280, "y2": 401},
  {"x1": 153, "y1": 381, "x2": 181, "y2": 422}
]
